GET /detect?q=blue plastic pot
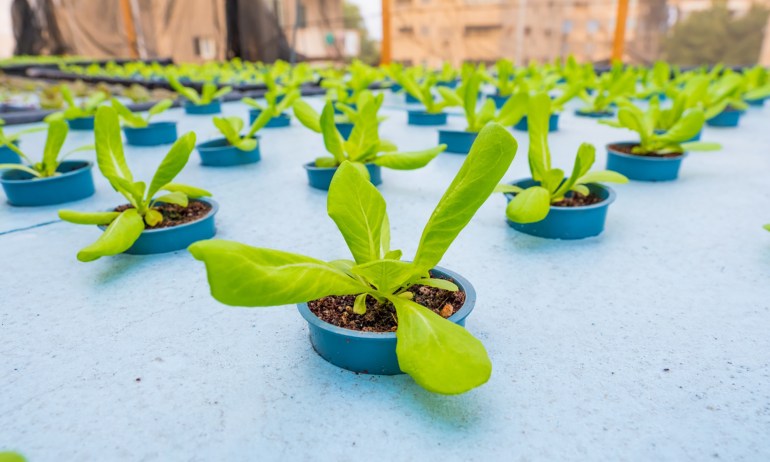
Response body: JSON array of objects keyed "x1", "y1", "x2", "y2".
[
  {"x1": 747, "y1": 98, "x2": 766, "y2": 107},
  {"x1": 99, "y1": 198, "x2": 218, "y2": 255},
  {"x1": 514, "y1": 113, "x2": 560, "y2": 132},
  {"x1": 123, "y1": 122, "x2": 178, "y2": 146},
  {"x1": 297, "y1": 266, "x2": 476, "y2": 375},
  {"x1": 304, "y1": 162, "x2": 381, "y2": 191},
  {"x1": 407, "y1": 111, "x2": 447, "y2": 126},
  {"x1": 437, "y1": 80, "x2": 458, "y2": 89},
  {"x1": 488, "y1": 94, "x2": 509, "y2": 109},
  {"x1": 438, "y1": 129, "x2": 478, "y2": 154},
  {"x1": 0, "y1": 141, "x2": 21, "y2": 164},
  {"x1": 249, "y1": 109, "x2": 291, "y2": 128},
  {"x1": 654, "y1": 128, "x2": 701, "y2": 142},
  {"x1": 390, "y1": 83, "x2": 402, "y2": 93},
  {"x1": 706, "y1": 108, "x2": 742, "y2": 127},
  {"x1": 504, "y1": 178, "x2": 616, "y2": 240},
  {"x1": 67, "y1": 116, "x2": 95, "y2": 131},
  {"x1": 575, "y1": 109, "x2": 615, "y2": 118},
  {"x1": 197, "y1": 137, "x2": 260, "y2": 166},
  {"x1": 606, "y1": 142, "x2": 687, "y2": 182},
  {"x1": 333, "y1": 103, "x2": 356, "y2": 115},
  {"x1": 405, "y1": 93, "x2": 420, "y2": 104},
  {"x1": 336, "y1": 122, "x2": 353, "y2": 140},
  {"x1": 184, "y1": 100, "x2": 221, "y2": 115},
  {"x1": 0, "y1": 160, "x2": 95, "y2": 206}
]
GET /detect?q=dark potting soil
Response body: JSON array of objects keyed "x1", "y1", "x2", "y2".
[
  {"x1": 308, "y1": 279, "x2": 466, "y2": 333},
  {"x1": 609, "y1": 143, "x2": 682, "y2": 158},
  {"x1": 552, "y1": 191, "x2": 603, "y2": 207},
  {"x1": 114, "y1": 200, "x2": 212, "y2": 229}
]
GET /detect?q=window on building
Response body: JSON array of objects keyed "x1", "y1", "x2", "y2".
[
  {"x1": 562, "y1": 20, "x2": 573, "y2": 34},
  {"x1": 296, "y1": 2, "x2": 307, "y2": 28},
  {"x1": 586, "y1": 19, "x2": 599, "y2": 34},
  {"x1": 396, "y1": 0, "x2": 412, "y2": 5},
  {"x1": 398, "y1": 25, "x2": 414, "y2": 34},
  {"x1": 464, "y1": 24, "x2": 503, "y2": 36}
]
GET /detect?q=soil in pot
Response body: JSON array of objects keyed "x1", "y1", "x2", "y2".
[
  {"x1": 552, "y1": 191, "x2": 603, "y2": 207},
  {"x1": 113, "y1": 200, "x2": 212, "y2": 229},
  {"x1": 309, "y1": 277, "x2": 465, "y2": 333},
  {"x1": 608, "y1": 143, "x2": 682, "y2": 158}
]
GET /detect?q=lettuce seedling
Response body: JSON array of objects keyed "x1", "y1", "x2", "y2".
[
  {"x1": 58, "y1": 106, "x2": 211, "y2": 262},
  {"x1": 110, "y1": 98, "x2": 173, "y2": 128},
  {"x1": 211, "y1": 111, "x2": 273, "y2": 151},
  {"x1": 0, "y1": 120, "x2": 92, "y2": 178},
  {"x1": 399, "y1": 73, "x2": 453, "y2": 114},
  {"x1": 635, "y1": 61, "x2": 673, "y2": 99},
  {"x1": 242, "y1": 71, "x2": 300, "y2": 120},
  {"x1": 437, "y1": 67, "x2": 528, "y2": 131},
  {"x1": 497, "y1": 93, "x2": 627, "y2": 224},
  {"x1": 322, "y1": 60, "x2": 380, "y2": 107},
  {"x1": 601, "y1": 103, "x2": 721, "y2": 155},
  {"x1": 123, "y1": 84, "x2": 152, "y2": 103},
  {"x1": 189, "y1": 123, "x2": 519, "y2": 394},
  {"x1": 45, "y1": 85, "x2": 107, "y2": 121},
  {"x1": 740, "y1": 66, "x2": 770, "y2": 103},
  {"x1": 169, "y1": 76, "x2": 232, "y2": 105},
  {"x1": 701, "y1": 73, "x2": 748, "y2": 119},
  {"x1": 293, "y1": 94, "x2": 445, "y2": 170},
  {"x1": 436, "y1": 62, "x2": 459, "y2": 84},
  {"x1": 494, "y1": 59, "x2": 518, "y2": 96},
  {"x1": 578, "y1": 65, "x2": 635, "y2": 114}
]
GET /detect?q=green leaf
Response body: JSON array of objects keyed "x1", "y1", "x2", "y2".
[
  {"x1": 0, "y1": 163, "x2": 41, "y2": 177},
  {"x1": 505, "y1": 186, "x2": 551, "y2": 223},
  {"x1": 351, "y1": 259, "x2": 416, "y2": 293},
  {"x1": 320, "y1": 102, "x2": 346, "y2": 163},
  {"x1": 417, "y1": 277, "x2": 459, "y2": 291},
  {"x1": 188, "y1": 240, "x2": 367, "y2": 306},
  {"x1": 554, "y1": 143, "x2": 595, "y2": 198},
  {"x1": 373, "y1": 145, "x2": 445, "y2": 170},
  {"x1": 680, "y1": 141, "x2": 722, "y2": 152},
  {"x1": 390, "y1": 295, "x2": 491, "y2": 394},
  {"x1": 41, "y1": 119, "x2": 68, "y2": 176},
  {"x1": 145, "y1": 208, "x2": 163, "y2": 226},
  {"x1": 246, "y1": 108, "x2": 274, "y2": 138},
  {"x1": 58, "y1": 210, "x2": 120, "y2": 225},
  {"x1": 657, "y1": 109, "x2": 704, "y2": 144},
  {"x1": 413, "y1": 123, "x2": 518, "y2": 272},
  {"x1": 148, "y1": 99, "x2": 173, "y2": 117},
  {"x1": 763, "y1": 224, "x2": 770, "y2": 232},
  {"x1": 493, "y1": 183, "x2": 523, "y2": 194},
  {"x1": 162, "y1": 183, "x2": 211, "y2": 198},
  {"x1": 327, "y1": 161, "x2": 386, "y2": 264},
  {"x1": 111, "y1": 98, "x2": 147, "y2": 128},
  {"x1": 315, "y1": 156, "x2": 338, "y2": 168},
  {"x1": 576, "y1": 170, "x2": 628, "y2": 185},
  {"x1": 146, "y1": 132, "x2": 196, "y2": 201},
  {"x1": 94, "y1": 106, "x2": 133, "y2": 182},
  {"x1": 153, "y1": 191, "x2": 188, "y2": 207},
  {"x1": 353, "y1": 293, "x2": 368, "y2": 315},
  {"x1": 213, "y1": 116, "x2": 243, "y2": 146},
  {"x1": 76, "y1": 209, "x2": 145, "y2": 262},
  {"x1": 527, "y1": 93, "x2": 552, "y2": 181}
]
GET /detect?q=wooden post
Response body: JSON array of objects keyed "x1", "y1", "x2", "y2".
[
  {"x1": 119, "y1": 0, "x2": 139, "y2": 59},
  {"x1": 611, "y1": 0, "x2": 629, "y2": 62},
  {"x1": 381, "y1": 0, "x2": 391, "y2": 64}
]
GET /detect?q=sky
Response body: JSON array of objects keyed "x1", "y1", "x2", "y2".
[{"x1": 347, "y1": 0, "x2": 382, "y2": 40}]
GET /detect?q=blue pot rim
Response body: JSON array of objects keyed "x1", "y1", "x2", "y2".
[
  {"x1": 98, "y1": 197, "x2": 219, "y2": 234},
  {"x1": 504, "y1": 177, "x2": 617, "y2": 211},
  {"x1": 124, "y1": 121, "x2": 177, "y2": 131},
  {"x1": 297, "y1": 265, "x2": 476, "y2": 340},
  {"x1": 406, "y1": 110, "x2": 446, "y2": 116},
  {"x1": 438, "y1": 129, "x2": 479, "y2": 136},
  {"x1": 185, "y1": 100, "x2": 220, "y2": 107},
  {"x1": 304, "y1": 161, "x2": 349, "y2": 171},
  {"x1": 607, "y1": 142, "x2": 689, "y2": 162},
  {"x1": 0, "y1": 160, "x2": 93, "y2": 184},
  {"x1": 197, "y1": 136, "x2": 260, "y2": 152}
]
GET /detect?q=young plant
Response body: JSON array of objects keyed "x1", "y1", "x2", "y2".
[
  {"x1": 242, "y1": 71, "x2": 300, "y2": 119},
  {"x1": 602, "y1": 102, "x2": 721, "y2": 155},
  {"x1": 498, "y1": 93, "x2": 627, "y2": 224},
  {"x1": 110, "y1": 98, "x2": 173, "y2": 128},
  {"x1": 58, "y1": 106, "x2": 211, "y2": 262},
  {"x1": 437, "y1": 68, "x2": 528, "y2": 132},
  {"x1": 701, "y1": 73, "x2": 748, "y2": 118},
  {"x1": 0, "y1": 118, "x2": 45, "y2": 150},
  {"x1": 578, "y1": 65, "x2": 635, "y2": 114},
  {"x1": 189, "y1": 123, "x2": 519, "y2": 394},
  {"x1": 646, "y1": 76, "x2": 709, "y2": 131},
  {"x1": 45, "y1": 85, "x2": 107, "y2": 121},
  {"x1": 436, "y1": 62, "x2": 458, "y2": 84},
  {"x1": 635, "y1": 61, "x2": 673, "y2": 99},
  {"x1": 293, "y1": 93, "x2": 445, "y2": 170},
  {"x1": 211, "y1": 110, "x2": 273, "y2": 151},
  {"x1": 399, "y1": 73, "x2": 453, "y2": 114},
  {"x1": 493, "y1": 59, "x2": 517, "y2": 96},
  {"x1": 0, "y1": 120, "x2": 92, "y2": 178},
  {"x1": 740, "y1": 66, "x2": 770, "y2": 103},
  {"x1": 169, "y1": 76, "x2": 232, "y2": 106}
]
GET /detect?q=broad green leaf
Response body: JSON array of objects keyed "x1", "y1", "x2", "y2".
[
  {"x1": 413, "y1": 123, "x2": 518, "y2": 272},
  {"x1": 576, "y1": 170, "x2": 628, "y2": 185},
  {"x1": 145, "y1": 208, "x2": 162, "y2": 226},
  {"x1": 246, "y1": 108, "x2": 274, "y2": 138},
  {"x1": 540, "y1": 168, "x2": 565, "y2": 194},
  {"x1": 327, "y1": 161, "x2": 386, "y2": 264},
  {"x1": 188, "y1": 240, "x2": 367, "y2": 306},
  {"x1": 378, "y1": 139, "x2": 398, "y2": 152},
  {"x1": 353, "y1": 293, "x2": 368, "y2": 315},
  {"x1": 315, "y1": 156, "x2": 338, "y2": 168},
  {"x1": 381, "y1": 212, "x2": 391, "y2": 254},
  {"x1": 153, "y1": 191, "x2": 188, "y2": 207},
  {"x1": 437, "y1": 87, "x2": 462, "y2": 106},
  {"x1": 58, "y1": 210, "x2": 120, "y2": 225},
  {"x1": 0, "y1": 163, "x2": 40, "y2": 177},
  {"x1": 373, "y1": 145, "x2": 444, "y2": 170},
  {"x1": 320, "y1": 102, "x2": 346, "y2": 163},
  {"x1": 94, "y1": 106, "x2": 133, "y2": 182},
  {"x1": 162, "y1": 183, "x2": 212, "y2": 198},
  {"x1": 417, "y1": 277, "x2": 459, "y2": 291},
  {"x1": 554, "y1": 143, "x2": 595, "y2": 198},
  {"x1": 148, "y1": 99, "x2": 173, "y2": 116},
  {"x1": 213, "y1": 116, "x2": 243, "y2": 146},
  {"x1": 658, "y1": 109, "x2": 704, "y2": 144},
  {"x1": 505, "y1": 186, "x2": 550, "y2": 223},
  {"x1": 76, "y1": 209, "x2": 145, "y2": 262},
  {"x1": 390, "y1": 295, "x2": 491, "y2": 394},
  {"x1": 235, "y1": 138, "x2": 258, "y2": 152},
  {"x1": 292, "y1": 100, "x2": 321, "y2": 133},
  {"x1": 384, "y1": 249, "x2": 403, "y2": 260},
  {"x1": 111, "y1": 98, "x2": 147, "y2": 127},
  {"x1": 352, "y1": 259, "x2": 416, "y2": 293},
  {"x1": 493, "y1": 183, "x2": 523, "y2": 194},
  {"x1": 527, "y1": 92, "x2": 552, "y2": 181},
  {"x1": 41, "y1": 119, "x2": 68, "y2": 176},
  {"x1": 146, "y1": 132, "x2": 196, "y2": 201},
  {"x1": 680, "y1": 141, "x2": 722, "y2": 152}
]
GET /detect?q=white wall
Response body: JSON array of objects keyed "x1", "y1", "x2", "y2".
[{"x1": 0, "y1": 0, "x2": 14, "y2": 58}]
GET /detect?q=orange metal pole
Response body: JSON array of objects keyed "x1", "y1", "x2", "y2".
[
  {"x1": 119, "y1": 0, "x2": 139, "y2": 59},
  {"x1": 381, "y1": 0, "x2": 391, "y2": 64},
  {"x1": 611, "y1": 0, "x2": 629, "y2": 62}
]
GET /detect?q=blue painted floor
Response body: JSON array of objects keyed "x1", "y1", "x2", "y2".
[{"x1": 1, "y1": 93, "x2": 769, "y2": 461}]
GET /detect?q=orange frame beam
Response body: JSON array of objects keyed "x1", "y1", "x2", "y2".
[
  {"x1": 611, "y1": 0, "x2": 629, "y2": 62},
  {"x1": 381, "y1": 0, "x2": 391, "y2": 64},
  {"x1": 119, "y1": 0, "x2": 139, "y2": 59}
]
